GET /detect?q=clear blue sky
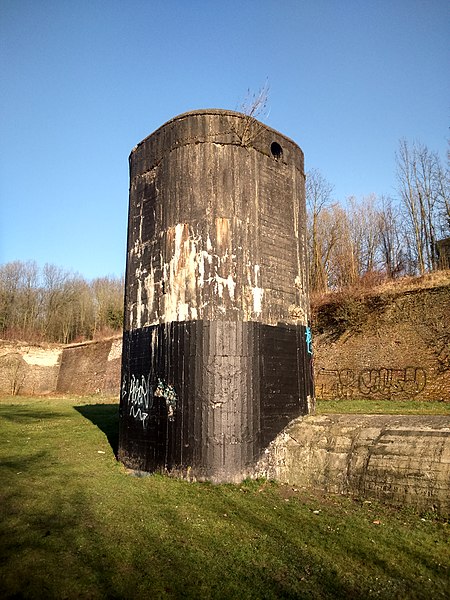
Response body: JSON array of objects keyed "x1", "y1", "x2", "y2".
[{"x1": 1, "y1": 0, "x2": 448, "y2": 279}]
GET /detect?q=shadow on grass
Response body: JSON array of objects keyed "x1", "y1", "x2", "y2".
[
  {"x1": 75, "y1": 404, "x2": 119, "y2": 457},
  {"x1": 0, "y1": 407, "x2": 68, "y2": 423}
]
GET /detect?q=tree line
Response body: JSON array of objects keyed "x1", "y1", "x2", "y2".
[
  {"x1": 306, "y1": 138, "x2": 449, "y2": 294},
  {"x1": 0, "y1": 262, "x2": 123, "y2": 344},
  {"x1": 1, "y1": 140, "x2": 448, "y2": 343}
]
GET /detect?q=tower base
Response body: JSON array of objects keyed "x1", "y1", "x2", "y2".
[{"x1": 119, "y1": 320, "x2": 313, "y2": 482}]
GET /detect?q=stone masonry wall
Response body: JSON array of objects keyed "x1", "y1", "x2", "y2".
[{"x1": 313, "y1": 285, "x2": 450, "y2": 402}]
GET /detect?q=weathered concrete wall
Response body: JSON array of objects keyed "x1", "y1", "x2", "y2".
[
  {"x1": 0, "y1": 342, "x2": 62, "y2": 395},
  {"x1": 257, "y1": 414, "x2": 450, "y2": 515},
  {"x1": 119, "y1": 110, "x2": 313, "y2": 482},
  {"x1": 314, "y1": 284, "x2": 450, "y2": 402}
]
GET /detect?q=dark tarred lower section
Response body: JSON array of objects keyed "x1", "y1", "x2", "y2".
[{"x1": 118, "y1": 321, "x2": 314, "y2": 482}]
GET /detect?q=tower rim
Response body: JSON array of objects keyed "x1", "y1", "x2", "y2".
[{"x1": 130, "y1": 108, "x2": 302, "y2": 156}]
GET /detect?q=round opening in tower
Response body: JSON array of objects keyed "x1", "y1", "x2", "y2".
[{"x1": 270, "y1": 141, "x2": 283, "y2": 160}]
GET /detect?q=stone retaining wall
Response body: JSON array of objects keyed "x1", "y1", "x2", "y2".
[
  {"x1": 313, "y1": 284, "x2": 450, "y2": 402},
  {"x1": 0, "y1": 342, "x2": 62, "y2": 395},
  {"x1": 0, "y1": 337, "x2": 122, "y2": 396},
  {"x1": 56, "y1": 337, "x2": 122, "y2": 395}
]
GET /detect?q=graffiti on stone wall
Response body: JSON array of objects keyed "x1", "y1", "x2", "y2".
[
  {"x1": 359, "y1": 367, "x2": 426, "y2": 396},
  {"x1": 317, "y1": 367, "x2": 427, "y2": 400},
  {"x1": 121, "y1": 374, "x2": 178, "y2": 427}
]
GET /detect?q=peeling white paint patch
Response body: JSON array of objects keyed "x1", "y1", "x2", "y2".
[
  {"x1": 198, "y1": 251, "x2": 206, "y2": 287},
  {"x1": 198, "y1": 249, "x2": 214, "y2": 288},
  {"x1": 144, "y1": 266, "x2": 155, "y2": 320},
  {"x1": 226, "y1": 273, "x2": 236, "y2": 300},
  {"x1": 187, "y1": 240, "x2": 198, "y2": 299},
  {"x1": 215, "y1": 273, "x2": 236, "y2": 301},
  {"x1": 173, "y1": 223, "x2": 185, "y2": 271},
  {"x1": 295, "y1": 275, "x2": 302, "y2": 290},
  {"x1": 161, "y1": 224, "x2": 200, "y2": 323},
  {"x1": 251, "y1": 264, "x2": 264, "y2": 316},
  {"x1": 129, "y1": 208, "x2": 145, "y2": 260},
  {"x1": 131, "y1": 239, "x2": 144, "y2": 259},
  {"x1": 252, "y1": 287, "x2": 264, "y2": 315},
  {"x1": 177, "y1": 302, "x2": 190, "y2": 321},
  {"x1": 135, "y1": 265, "x2": 147, "y2": 329},
  {"x1": 129, "y1": 302, "x2": 135, "y2": 330},
  {"x1": 130, "y1": 222, "x2": 242, "y2": 328}
]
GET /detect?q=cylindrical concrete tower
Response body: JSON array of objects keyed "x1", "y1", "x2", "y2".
[{"x1": 119, "y1": 109, "x2": 314, "y2": 482}]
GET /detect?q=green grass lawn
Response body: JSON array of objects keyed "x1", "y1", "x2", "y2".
[
  {"x1": 316, "y1": 398, "x2": 450, "y2": 415},
  {"x1": 0, "y1": 395, "x2": 448, "y2": 599}
]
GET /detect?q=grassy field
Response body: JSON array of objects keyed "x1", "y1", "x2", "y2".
[
  {"x1": 316, "y1": 398, "x2": 450, "y2": 415},
  {"x1": 0, "y1": 395, "x2": 448, "y2": 599}
]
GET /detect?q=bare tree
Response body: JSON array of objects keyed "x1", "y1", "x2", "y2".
[
  {"x1": 0, "y1": 262, "x2": 21, "y2": 333},
  {"x1": 347, "y1": 195, "x2": 381, "y2": 276},
  {"x1": 396, "y1": 139, "x2": 448, "y2": 273},
  {"x1": 17, "y1": 261, "x2": 40, "y2": 336},
  {"x1": 42, "y1": 264, "x2": 73, "y2": 340},
  {"x1": 377, "y1": 196, "x2": 405, "y2": 278},
  {"x1": 238, "y1": 79, "x2": 270, "y2": 119},
  {"x1": 326, "y1": 204, "x2": 358, "y2": 289},
  {"x1": 0, "y1": 261, "x2": 41, "y2": 338},
  {"x1": 396, "y1": 140, "x2": 425, "y2": 273},
  {"x1": 2, "y1": 353, "x2": 26, "y2": 395},
  {"x1": 306, "y1": 169, "x2": 335, "y2": 293},
  {"x1": 233, "y1": 81, "x2": 270, "y2": 147},
  {"x1": 435, "y1": 142, "x2": 450, "y2": 238}
]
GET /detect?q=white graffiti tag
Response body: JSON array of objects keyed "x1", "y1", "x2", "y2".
[{"x1": 123, "y1": 374, "x2": 153, "y2": 427}]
